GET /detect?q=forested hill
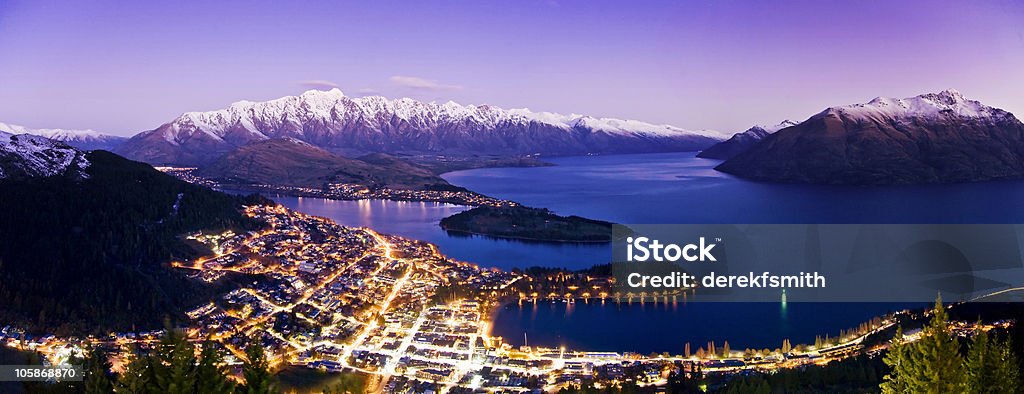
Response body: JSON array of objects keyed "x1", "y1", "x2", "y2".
[{"x1": 0, "y1": 150, "x2": 269, "y2": 335}]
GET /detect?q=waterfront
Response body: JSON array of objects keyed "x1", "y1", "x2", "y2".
[
  {"x1": 257, "y1": 196, "x2": 610, "y2": 270},
  {"x1": 251, "y1": 151, "x2": 1024, "y2": 352},
  {"x1": 490, "y1": 300, "x2": 921, "y2": 355}
]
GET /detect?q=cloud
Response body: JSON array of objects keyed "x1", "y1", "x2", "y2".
[
  {"x1": 356, "y1": 88, "x2": 380, "y2": 96},
  {"x1": 389, "y1": 76, "x2": 463, "y2": 92},
  {"x1": 295, "y1": 79, "x2": 341, "y2": 90}
]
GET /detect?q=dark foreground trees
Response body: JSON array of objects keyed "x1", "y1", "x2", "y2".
[
  {"x1": 882, "y1": 295, "x2": 1020, "y2": 394},
  {"x1": 28, "y1": 330, "x2": 275, "y2": 394}
]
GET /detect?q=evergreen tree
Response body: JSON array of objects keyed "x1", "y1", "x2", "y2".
[
  {"x1": 966, "y1": 326, "x2": 1020, "y2": 394},
  {"x1": 881, "y1": 326, "x2": 910, "y2": 394},
  {"x1": 83, "y1": 344, "x2": 114, "y2": 394},
  {"x1": 150, "y1": 329, "x2": 197, "y2": 394},
  {"x1": 240, "y1": 343, "x2": 275, "y2": 394},
  {"x1": 195, "y1": 341, "x2": 235, "y2": 394},
  {"x1": 993, "y1": 337, "x2": 1021, "y2": 393},
  {"x1": 905, "y1": 294, "x2": 966, "y2": 393}
]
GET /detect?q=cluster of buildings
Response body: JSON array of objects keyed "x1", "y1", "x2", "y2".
[
  {"x1": 155, "y1": 163, "x2": 518, "y2": 208},
  {"x1": 8, "y1": 202, "x2": 1015, "y2": 392},
  {"x1": 153, "y1": 166, "x2": 218, "y2": 188},
  {"x1": 324, "y1": 183, "x2": 518, "y2": 208}
]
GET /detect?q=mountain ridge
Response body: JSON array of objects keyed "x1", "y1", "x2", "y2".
[
  {"x1": 0, "y1": 122, "x2": 127, "y2": 151},
  {"x1": 0, "y1": 138, "x2": 266, "y2": 334},
  {"x1": 697, "y1": 120, "x2": 799, "y2": 160},
  {"x1": 716, "y1": 90, "x2": 1024, "y2": 185},
  {"x1": 197, "y1": 137, "x2": 455, "y2": 190},
  {"x1": 0, "y1": 131, "x2": 91, "y2": 180},
  {"x1": 115, "y1": 89, "x2": 725, "y2": 165}
]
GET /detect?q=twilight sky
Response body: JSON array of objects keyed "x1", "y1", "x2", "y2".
[{"x1": 0, "y1": 0, "x2": 1022, "y2": 136}]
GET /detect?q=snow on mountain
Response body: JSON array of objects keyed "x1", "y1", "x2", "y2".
[
  {"x1": 116, "y1": 89, "x2": 725, "y2": 165},
  {"x1": 716, "y1": 90, "x2": 1024, "y2": 185},
  {"x1": 0, "y1": 122, "x2": 127, "y2": 151},
  {"x1": 0, "y1": 131, "x2": 90, "y2": 180},
  {"x1": 173, "y1": 89, "x2": 724, "y2": 138},
  {"x1": 759, "y1": 119, "x2": 800, "y2": 133},
  {"x1": 697, "y1": 120, "x2": 800, "y2": 160},
  {"x1": 823, "y1": 89, "x2": 1010, "y2": 122}
]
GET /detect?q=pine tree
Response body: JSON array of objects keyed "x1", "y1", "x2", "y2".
[
  {"x1": 993, "y1": 337, "x2": 1021, "y2": 393},
  {"x1": 150, "y1": 329, "x2": 197, "y2": 394},
  {"x1": 966, "y1": 326, "x2": 1020, "y2": 394},
  {"x1": 193, "y1": 340, "x2": 235, "y2": 394},
  {"x1": 83, "y1": 344, "x2": 114, "y2": 394},
  {"x1": 240, "y1": 343, "x2": 276, "y2": 394},
  {"x1": 966, "y1": 325, "x2": 994, "y2": 393},
  {"x1": 905, "y1": 294, "x2": 966, "y2": 393},
  {"x1": 881, "y1": 326, "x2": 910, "y2": 394}
]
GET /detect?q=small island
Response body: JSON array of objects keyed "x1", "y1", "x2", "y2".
[{"x1": 439, "y1": 206, "x2": 613, "y2": 242}]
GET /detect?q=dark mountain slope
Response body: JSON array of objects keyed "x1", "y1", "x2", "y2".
[
  {"x1": 197, "y1": 138, "x2": 457, "y2": 190},
  {"x1": 697, "y1": 120, "x2": 798, "y2": 160},
  {"x1": 0, "y1": 148, "x2": 266, "y2": 335},
  {"x1": 717, "y1": 90, "x2": 1024, "y2": 185}
]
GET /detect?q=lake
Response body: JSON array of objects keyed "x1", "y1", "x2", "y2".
[
  {"x1": 263, "y1": 152, "x2": 1024, "y2": 271},
  {"x1": 490, "y1": 300, "x2": 920, "y2": 355},
  {"x1": 260, "y1": 152, "x2": 1024, "y2": 351},
  {"x1": 245, "y1": 197, "x2": 609, "y2": 270},
  {"x1": 443, "y1": 152, "x2": 1024, "y2": 225}
]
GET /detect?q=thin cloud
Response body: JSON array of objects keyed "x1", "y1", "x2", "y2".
[
  {"x1": 389, "y1": 76, "x2": 463, "y2": 92},
  {"x1": 296, "y1": 79, "x2": 341, "y2": 90}
]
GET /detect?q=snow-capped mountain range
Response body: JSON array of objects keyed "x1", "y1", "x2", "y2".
[
  {"x1": 831, "y1": 89, "x2": 1005, "y2": 121},
  {"x1": 716, "y1": 89, "x2": 1024, "y2": 184},
  {"x1": 0, "y1": 130, "x2": 90, "y2": 180},
  {"x1": 697, "y1": 120, "x2": 800, "y2": 160},
  {"x1": 0, "y1": 122, "x2": 127, "y2": 151},
  {"x1": 115, "y1": 89, "x2": 726, "y2": 165}
]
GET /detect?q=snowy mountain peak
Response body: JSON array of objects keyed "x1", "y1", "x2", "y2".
[
  {"x1": 829, "y1": 90, "x2": 1007, "y2": 121},
  {"x1": 922, "y1": 88, "x2": 966, "y2": 105},
  {"x1": 0, "y1": 122, "x2": 126, "y2": 151},
  {"x1": 117, "y1": 88, "x2": 725, "y2": 165},
  {"x1": 774, "y1": 119, "x2": 799, "y2": 129},
  {"x1": 165, "y1": 89, "x2": 722, "y2": 139},
  {"x1": 300, "y1": 88, "x2": 345, "y2": 98},
  {"x1": 750, "y1": 120, "x2": 800, "y2": 133},
  {"x1": 0, "y1": 132, "x2": 90, "y2": 180},
  {"x1": 936, "y1": 88, "x2": 964, "y2": 101}
]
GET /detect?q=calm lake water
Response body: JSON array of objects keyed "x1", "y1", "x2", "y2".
[
  {"x1": 491, "y1": 300, "x2": 920, "y2": 354},
  {"x1": 258, "y1": 152, "x2": 1024, "y2": 351},
  {"x1": 244, "y1": 197, "x2": 607, "y2": 270},
  {"x1": 443, "y1": 152, "x2": 1024, "y2": 225}
]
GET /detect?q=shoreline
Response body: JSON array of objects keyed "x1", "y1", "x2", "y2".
[{"x1": 439, "y1": 227, "x2": 613, "y2": 244}]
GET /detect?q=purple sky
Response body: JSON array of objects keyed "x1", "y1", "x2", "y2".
[{"x1": 0, "y1": 1, "x2": 1022, "y2": 136}]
